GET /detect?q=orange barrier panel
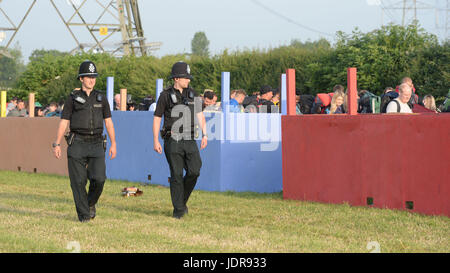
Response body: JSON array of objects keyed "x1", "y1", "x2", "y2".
[
  {"x1": 286, "y1": 69, "x2": 296, "y2": 116},
  {"x1": 120, "y1": 89, "x2": 127, "y2": 111},
  {"x1": 28, "y1": 93, "x2": 35, "y2": 118},
  {"x1": 282, "y1": 114, "x2": 450, "y2": 217},
  {"x1": 0, "y1": 118, "x2": 67, "y2": 176},
  {"x1": 347, "y1": 68, "x2": 358, "y2": 115}
]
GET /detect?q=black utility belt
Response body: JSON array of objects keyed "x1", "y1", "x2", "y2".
[
  {"x1": 74, "y1": 133, "x2": 104, "y2": 142},
  {"x1": 161, "y1": 129, "x2": 196, "y2": 140},
  {"x1": 65, "y1": 132, "x2": 107, "y2": 152}
]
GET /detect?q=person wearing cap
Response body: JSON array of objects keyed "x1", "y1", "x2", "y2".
[
  {"x1": 52, "y1": 60, "x2": 117, "y2": 223},
  {"x1": 257, "y1": 85, "x2": 276, "y2": 113},
  {"x1": 34, "y1": 102, "x2": 45, "y2": 117},
  {"x1": 153, "y1": 61, "x2": 207, "y2": 219}
]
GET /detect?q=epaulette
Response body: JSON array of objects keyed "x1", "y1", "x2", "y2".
[
  {"x1": 71, "y1": 89, "x2": 86, "y2": 104},
  {"x1": 71, "y1": 88, "x2": 82, "y2": 96}
]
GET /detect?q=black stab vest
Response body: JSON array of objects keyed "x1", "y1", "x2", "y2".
[{"x1": 69, "y1": 89, "x2": 104, "y2": 135}]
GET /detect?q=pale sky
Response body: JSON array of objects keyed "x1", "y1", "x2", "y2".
[{"x1": 0, "y1": 0, "x2": 445, "y2": 62}]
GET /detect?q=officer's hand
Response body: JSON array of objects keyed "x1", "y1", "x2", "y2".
[
  {"x1": 53, "y1": 146, "x2": 61, "y2": 159},
  {"x1": 154, "y1": 140, "x2": 163, "y2": 154},
  {"x1": 109, "y1": 143, "x2": 117, "y2": 159},
  {"x1": 200, "y1": 136, "x2": 208, "y2": 150}
]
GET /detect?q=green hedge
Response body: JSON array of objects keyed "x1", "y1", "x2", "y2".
[{"x1": 8, "y1": 24, "x2": 449, "y2": 105}]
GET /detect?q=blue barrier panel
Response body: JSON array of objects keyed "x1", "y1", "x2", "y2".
[
  {"x1": 106, "y1": 77, "x2": 114, "y2": 112},
  {"x1": 105, "y1": 111, "x2": 282, "y2": 193},
  {"x1": 219, "y1": 112, "x2": 282, "y2": 192},
  {"x1": 281, "y1": 74, "x2": 287, "y2": 116},
  {"x1": 156, "y1": 79, "x2": 163, "y2": 101}
]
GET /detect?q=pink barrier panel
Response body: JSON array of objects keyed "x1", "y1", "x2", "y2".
[{"x1": 282, "y1": 114, "x2": 450, "y2": 217}]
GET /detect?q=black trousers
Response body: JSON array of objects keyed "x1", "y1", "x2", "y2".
[
  {"x1": 67, "y1": 137, "x2": 106, "y2": 221},
  {"x1": 163, "y1": 138, "x2": 202, "y2": 217}
]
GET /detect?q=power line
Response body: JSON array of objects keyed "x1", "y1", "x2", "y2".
[
  {"x1": 380, "y1": 1, "x2": 398, "y2": 24},
  {"x1": 249, "y1": 0, "x2": 333, "y2": 37},
  {"x1": 380, "y1": 0, "x2": 449, "y2": 40},
  {"x1": 0, "y1": 0, "x2": 161, "y2": 56}
]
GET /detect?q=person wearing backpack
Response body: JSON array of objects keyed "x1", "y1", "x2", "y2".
[
  {"x1": 438, "y1": 90, "x2": 450, "y2": 113},
  {"x1": 396, "y1": 77, "x2": 419, "y2": 105},
  {"x1": 295, "y1": 88, "x2": 314, "y2": 115},
  {"x1": 386, "y1": 83, "x2": 413, "y2": 113},
  {"x1": 257, "y1": 85, "x2": 276, "y2": 113}
]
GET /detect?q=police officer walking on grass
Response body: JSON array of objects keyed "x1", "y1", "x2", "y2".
[
  {"x1": 153, "y1": 61, "x2": 207, "y2": 219},
  {"x1": 52, "y1": 60, "x2": 117, "y2": 223}
]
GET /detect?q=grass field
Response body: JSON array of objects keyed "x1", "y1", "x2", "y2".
[{"x1": 0, "y1": 170, "x2": 448, "y2": 253}]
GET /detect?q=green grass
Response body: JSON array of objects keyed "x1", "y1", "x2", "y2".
[{"x1": 0, "y1": 170, "x2": 448, "y2": 253}]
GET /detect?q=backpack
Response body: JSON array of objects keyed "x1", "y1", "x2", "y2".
[
  {"x1": 380, "y1": 91, "x2": 399, "y2": 113},
  {"x1": 439, "y1": 90, "x2": 450, "y2": 113},
  {"x1": 298, "y1": 94, "x2": 315, "y2": 114},
  {"x1": 311, "y1": 93, "x2": 333, "y2": 114},
  {"x1": 358, "y1": 91, "x2": 381, "y2": 113},
  {"x1": 242, "y1": 95, "x2": 259, "y2": 113}
]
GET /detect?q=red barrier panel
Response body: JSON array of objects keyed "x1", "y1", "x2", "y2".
[{"x1": 282, "y1": 114, "x2": 450, "y2": 217}]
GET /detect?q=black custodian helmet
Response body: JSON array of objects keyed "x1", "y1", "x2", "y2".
[
  {"x1": 169, "y1": 61, "x2": 193, "y2": 80},
  {"x1": 78, "y1": 60, "x2": 98, "y2": 79}
]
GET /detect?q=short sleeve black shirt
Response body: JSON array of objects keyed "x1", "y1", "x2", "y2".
[
  {"x1": 61, "y1": 89, "x2": 112, "y2": 121},
  {"x1": 154, "y1": 86, "x2": 202, "y2": 134}
]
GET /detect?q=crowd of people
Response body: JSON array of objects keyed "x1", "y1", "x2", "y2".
[
  {"x1": 197, "y1": 76, "x2": 445, "y2": 115},
  {"x1": 198, "y1": 85, "x2": 282, "y2": 114},
  {"x1": 5, "y1": 97, "x2": 62, "y2": 117},
  {"x1": 294, "y1": 77, "x2": 445, "y2": 115},
  {"x1": 2, "y1": 76, "x2": 447, "y2": 117}
]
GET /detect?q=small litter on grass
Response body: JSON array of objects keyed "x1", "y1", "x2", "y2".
[{"x1": 121, "y1": 187, "x2": 143, "y2": 197}]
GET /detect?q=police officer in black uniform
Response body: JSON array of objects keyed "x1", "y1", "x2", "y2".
[
  {"x1": 153, "y1": 61, "x2": 207, "y2": 219},
  {"x1": 52, "y1": 60, "x2": 117, "y2": 223}
]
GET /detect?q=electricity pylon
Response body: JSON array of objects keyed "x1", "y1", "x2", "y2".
[
  {"x1": 0, "y1": 0, "x2": 161, "y2": 57},
  {"x1": 381, "y1": 0, "x2": 435, "y2": 26},
  {"x1": 380, "y1": 0, "x2": 449, "y2": 40},
  {"x1": 0, "y1": 0, "x2": 36, "y2": 57}
]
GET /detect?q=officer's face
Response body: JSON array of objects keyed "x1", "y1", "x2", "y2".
[
  {"x1": 80, "y1": 76, "x2": 97, "y2": 90},
  {"x1": 174, "y1": 77, "x2": 190, "y2": 89}
]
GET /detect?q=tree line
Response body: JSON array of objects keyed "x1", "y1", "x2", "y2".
[{"x1": 2, "y1": 24, "x2": 448, "y2": 106}]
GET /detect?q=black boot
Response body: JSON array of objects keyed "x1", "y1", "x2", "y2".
[{"x1": 90, "y1": 205, "x2": 96, "y2": 219}]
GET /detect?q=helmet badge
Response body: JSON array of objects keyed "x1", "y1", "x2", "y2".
[{"x1": 89, "y1": 63, "x2": 95, "y2": 73}]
